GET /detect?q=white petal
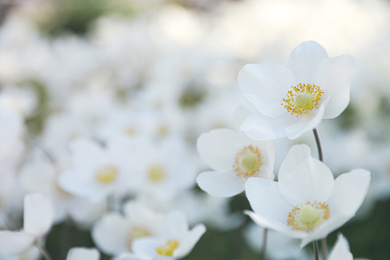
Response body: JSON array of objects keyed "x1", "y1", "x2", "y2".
[
  {"x1": 70, "y1": 138, "x2": 105, "y2": 170},
  {"x1": 238, "y1": 64, "x2": 295, "y2": 118},
  {"x1": 284, "y1": 98, "x2": 328, "y2": 140},
  {"x1": 278, "y1": 144, "x2": 334, "y2": 205},
  {"x1": 23, "y1": 193, "x2": 53, "y2": 237},
  {"x1": 173, "y1": 224, "x2": 206, "y2": 258},
  {"x1": 196, "y1": 129, "x2": 241, "y2": 172},
  {"x1": 132, "y1": 237, "x2": 160, "y2": 257},
  {"x1": 0, "y1": 231, "x2": 35, "y2": 255},
  {"x1": 91, "y1": 213, "x2": 129, "y2": 255},
  {"x1": 316, "y1": 55, "x2": 359, "y2": 119},
  {"x1": 241, "y1": 113, "x2": 298, "y2": 140},
  {"x1": 328, "y1": 234, "x2": 353, "y2": 260},
  {"x1": 327, "y1": 169, "x2": 371, "y2": 218},
  {"x1": 300, "y1": 169, "x2": 370, "y2": 247},
  {"x1": 244, "y1": 178, "x2": 306, "y2": 238},
  {"x1": 162, "y1": 211, "x2": 188, "y2": 240},
  {"x1": 66, "y1": 248, "x2": 100, "y2": 260},
  {"x1": 288, "y1": 41, "x2": 328, "y2": 84},
  {"x1": 197, "y1": 171, "x2": 246, "y2": 197}
]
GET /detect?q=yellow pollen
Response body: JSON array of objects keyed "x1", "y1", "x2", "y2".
[
  {"x1": 287, "y1": 201, "x2": 330, "y2": 232},
  {"x1": 126, "y1": 226, "x2": 151, "y2": 250},
  {"x1": 156, "y1": 240, "x2": 179, "y2": 256},
  {"x1": 125, "y1": 127, "x2": 137, "y2": 136},
  {"x1": 148, "y1": 165, "x2": 165, "y2": 183},
  {"x1": 95, "y1": 165, "x2": 118, "y2": 184},
  {"x1": 233, "y1": 146, "x2": 262, "y2": 178},
  {"x1": 281, "y1": 83, "x2": 324, "y2": 116}
]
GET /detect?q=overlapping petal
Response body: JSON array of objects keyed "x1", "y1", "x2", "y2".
[{"x1": 196, "y1": 171, "x2": 246, "y2": 197}]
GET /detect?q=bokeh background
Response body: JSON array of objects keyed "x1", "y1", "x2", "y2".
[{"x1": 0, "y1": 0, "x2": 390, "y2": 259}]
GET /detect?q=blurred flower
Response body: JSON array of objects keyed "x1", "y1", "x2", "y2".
[
  {"x1": 239, "y1": 41, "x2": 359, "y2": 140},
  {"x1": 117, "y1": 211, "x2": 206, "y2": 260},
  {"x1": 66, "y1": 247, "x2": 99, "y2": 260},
  {"x1": 58, "y1": 137, "x2": 135, "y2": 202},
  {"x1": 197, "y1": 128, "x2": 274, "y2": 197},
  {"x1": 245, "y1": 144, "x2": 370, "y2": 247},
  {"x1": 0, "y1": 193, "x2": 53, "y2": 256},
  {"x1": 92, "y1": 201, "x2": 163, "y2": 256}
]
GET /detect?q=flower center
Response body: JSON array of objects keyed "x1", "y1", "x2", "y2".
[
  {"x1": 233, "y1": 145, "x2": 262, "y2": 178},
  {"x1": 287, "y1": 201, "x2": 330, "y2": 232},
  {"x1": 156, "y1": 240, "x2": 179, "y2": 256},
  {"x1": 126, "y1": 226, "x2": 151, "y2": 250},
  {"x1": 148, "y1": 165, "x2": 166, "y2": 183},
  {"x1": 282, "y1": 83, "x2": 323, "y2": 116},
  {"x1": 95, "y1": 165, "x2": 118, "y2": 184}
]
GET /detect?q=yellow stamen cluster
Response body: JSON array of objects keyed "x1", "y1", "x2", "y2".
[
  {"x1": 233, "y1": 145, "x2": 262, "y2": 178},
  {"x1": 148, "y1": 165, "x2": 166, "y2": 183},
  {"x1": 95, "y1": 165, "x2": 118, "y2": 184},
  {"x1": 282, "y1": 83, "x2": 324, "y2": 116},
  {"x1": 156, "y1": 240, "x2": 179, "y2": 256},
  {"x1": 287, "y1": 201, "x2": 330, "y2": 232},
  {"x1": 126, "y1": 226, "x2": 151, "y2": 250}
]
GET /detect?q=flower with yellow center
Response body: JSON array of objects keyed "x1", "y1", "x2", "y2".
[
  {"x1": 156, "y1": 240, "x2": 179, "y2": 256},
  {"x1": 95, "y1": 165, "x2": 118, "y2": 184},
  {"x1": 148, "y1": 165, "x2": 165, "y2": 183},
  {"x1": 239, "y1": 41, "x2": 359, "y2": 140},
  {"x1": 197, "y1": 128, "x2": 274, "y2": 197},
  {"x1": 245, "y1": 144, "x2": 371, "y2": 247},
  {"x1": 129, "y1": 211, "x2": 206, "y2": 260}
]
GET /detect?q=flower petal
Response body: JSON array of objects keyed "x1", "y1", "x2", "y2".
[
  {"x1": 328, "y1": 234, "x2": 353, "y2": 260},
  {"x1": 316, "y1": 55, "x2": 359, "y2": 119},
  {"x1": 300, "y1": 169, "x2": 370, "y2": 247},
  {"x1": 23, "y1": 193, "x2": 53, "y2": 237},
  {"x1": 288, "y1": 41, "x2": 328, "y2": 84},
  {"x1": 173, "y1": 224, "x2": 206, "y2": 258},
  {"x1": 278, "y1": 144, "x2": 334, "y2": 205},
  {"x1": 284, "y1": 99, "x2": 328, "y2": 140},
  {"x1": 0, "y1": 231, "x2": 35, "y2": 255},
  {"x1": 91, "y1": 213, "x2": 129, "y2": 255},
  {"x1": 240, "y1": 113, "x2": 298, "y2": 140},
  {"x1": 197, "y1": 171, "x2": 246, "y2": 197},
  {"x1": 244, "y1": 178, "x2": 306, "y2": 238},
  {"x1": 238, "y1": 64, "x2": 295, "y2": 118},
  {"x1": 66, "y1": 248, "x2": 100, "y2": 260},
  {"x1": 197, "y1": 129, "x2": 241, "y2": 172}
]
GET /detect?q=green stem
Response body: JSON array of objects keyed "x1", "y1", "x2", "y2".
[
  {"x1": 35, "y1": 241, "x2": 52, "y2": 260},
  {"x1": 313, "y1": 240, "x2": 319, "y2": 260},
  {"x1": 312, "y1": 128, "x2": 327, "y2": 260},
  {"x1": 261, "y1": 228, "x2": 268, "y2": 260}
]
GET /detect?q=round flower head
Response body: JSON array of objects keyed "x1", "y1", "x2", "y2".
[
  {"x1": 239, "y1": 41, "x2": 359, "y2": 140},
  {"x1": 245, "y1": 144, "x2": 370, "y2": 247},
  {"x1": 197, "y1": 128, "x2": 274, "y2": 197}
]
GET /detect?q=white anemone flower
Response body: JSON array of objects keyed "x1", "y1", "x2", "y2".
[
  {"x1": 59, "y1": 137, "x2": 135, "y2": 202},
  {"x1": 92, "y1": 201, "x2": 163, "y2": 256},
  {"x1": 116, "y1": 211, "x2": 206, "y2": 260},
  {"x1": 197, "y1": 128, "x2": 274, "y2": 197},
  {"x1": 245, "y1": 144, "x2": 370, "y2": 247},
  {"x1": 66, "y1": 248, "x2": 100, "y2": 260},
  {"x1": 0, "y1": 193, "x2": 53, "y2": 256},
  {"x1": 239, "y1": 41, "x2": 359, "y2": 140}
]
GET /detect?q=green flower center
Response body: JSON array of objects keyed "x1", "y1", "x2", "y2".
[
  {"x1": 294, "y1": 93, "x2": 313, "y2": 108},
  {"x1": 242, "y1": 155, "x2": 258, "y2": 172},
  {"x1": 299, "y1": 205, "x2": 320, "y2": 225}
]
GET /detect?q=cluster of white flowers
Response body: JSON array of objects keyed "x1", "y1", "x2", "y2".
[{"x1": 0, "y1": 0, "x2": 389, "y2": 259}]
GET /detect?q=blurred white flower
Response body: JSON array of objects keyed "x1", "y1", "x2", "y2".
[
  {"x1": 197, "y1": 128, "x2": 274, "y2": 197},
  {"x1": 239, "y1": 41, "x2": 359, "y2": 140},
  {"x1": 19, "y1": 149, "x2": 107, "y2": 226},
  {"x1": 329, "y1": 234, "x2": 353, "y2": 260},
  {"x1": 66, "y1": 247, "x2": 100, "y2": 260},
  {"x1": 92, "y1": 201, "x2": 163, "y2": 256},
  {"x1": 0, "y1": 86, "x2": 37, "y2": 118},
  {"x1": 117, "y1": 211, "x2": 205, "y2": 260},
  {"x1": 59, "y1": 137, "x2": 135, "y2": 202},
  {"x1": 134, "y1": 138, "x2": 196, "y2": 201},
  {"x1": 245, "y1": 144, "x2": 370, "y2": 247},
  {"x1": 0, "y1": 193, "x2": 53, "y2": 256}
]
